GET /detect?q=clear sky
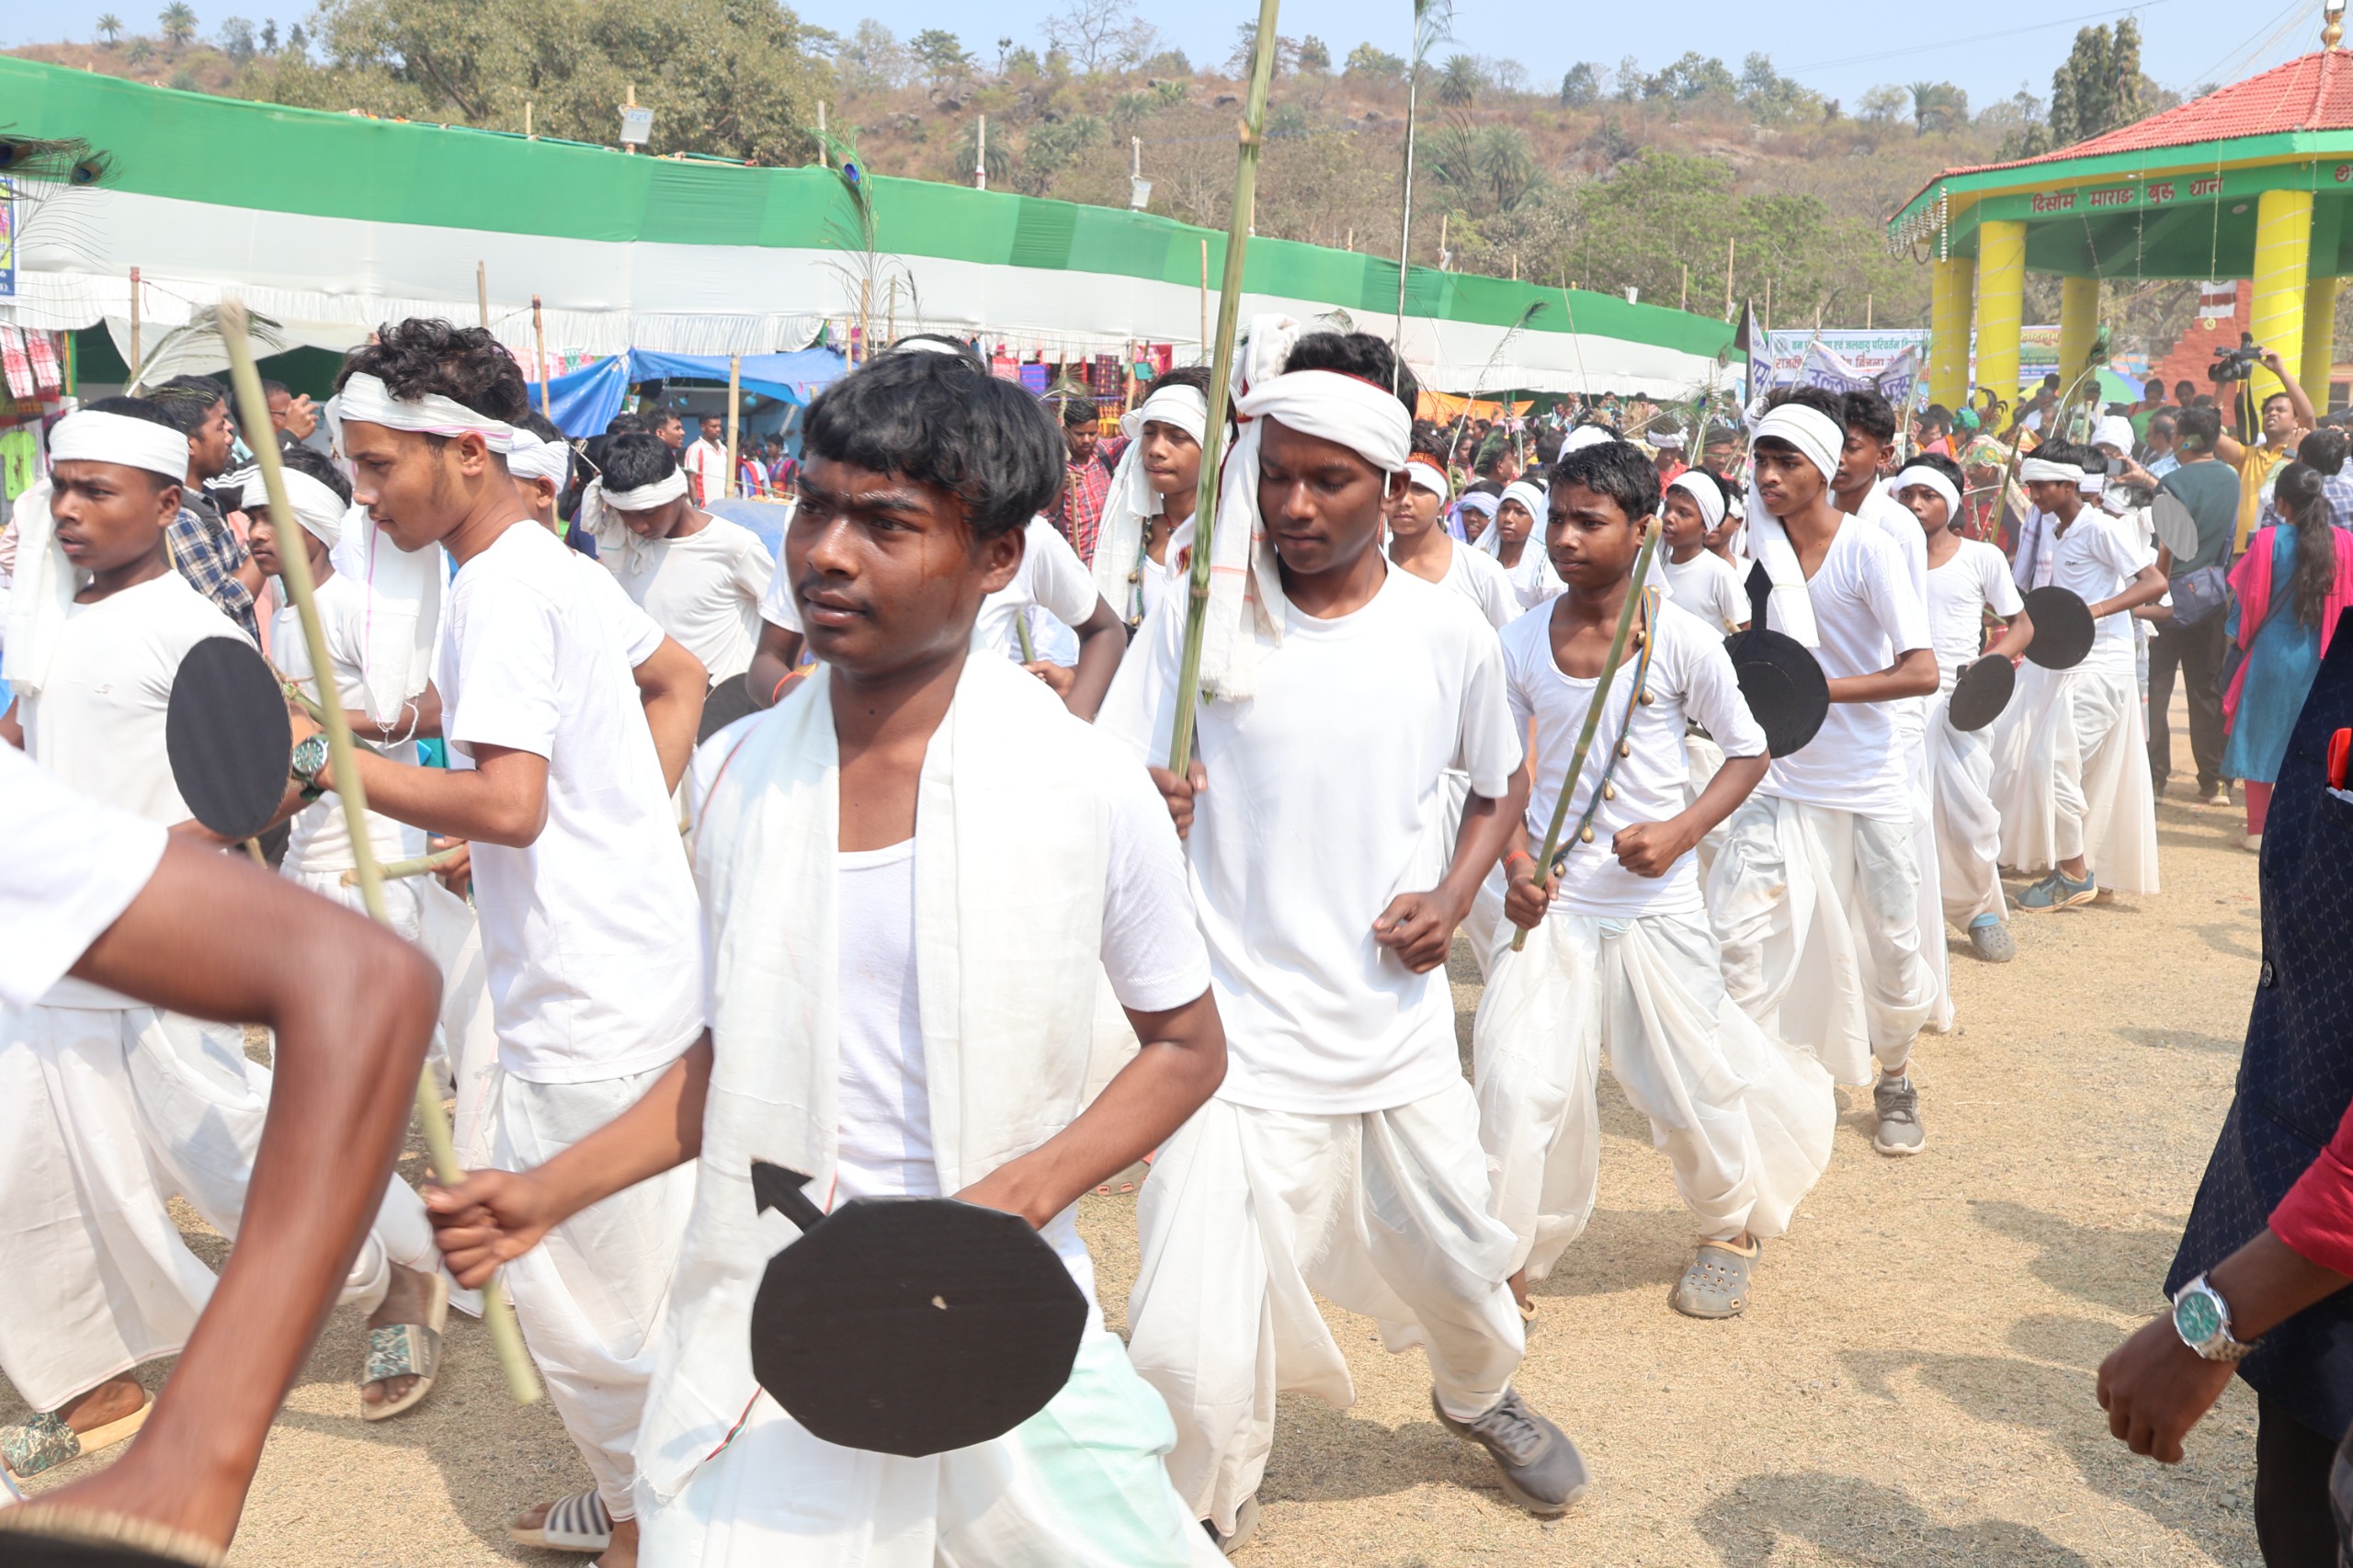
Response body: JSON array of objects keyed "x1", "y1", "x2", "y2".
[{"x1": 6, "y1": 0, "x2": 2332, "y2": 112}]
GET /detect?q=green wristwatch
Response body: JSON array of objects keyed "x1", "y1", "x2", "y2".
[
  {"x1": 2171, "y1": 1273, "x2": 2258, "y2": 1362},
  {"x1": 290, "y1": 733, "x2": 331, "y2": 792}
]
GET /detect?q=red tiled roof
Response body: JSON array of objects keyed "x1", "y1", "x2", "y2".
[{"x1": 1948, "y1": 49, "x2": 2353, "y2": 179}]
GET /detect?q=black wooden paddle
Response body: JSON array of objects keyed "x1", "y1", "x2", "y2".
[
  {"x1": 0, "y1": 1508, "x2": 223, "y2": 1568},
  {"x1": 165, "y1": 637, "x2": 290, "y2": 842},
  {"x1": 1726, "y1": 560, "x2": 1831, "y2": 758},
  {"x1": 2021, "y1": 585, "x2": 2097, "y2": 670},
  {"x1": 1947, "y1": 654, "x2": 2017, "y2": 733},
  {"x1": 746, "y1": 1162, "x2": 1088, "y2": 1458}
]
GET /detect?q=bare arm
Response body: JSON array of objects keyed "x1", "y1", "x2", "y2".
[
  {"x1": 748, "y1": 621, "x2": 810, "y2": 710},
  {"x1": 1827, "y1": 645, "x2": 1938, "y2": 704},
  {"x1": 431, "y1": 1036, "x2": 711, "y2": 1287},
  {"x1": 634, "y1": 634, "x2": 706, "y2": 792},
  {"x1": 333, "y1": 740, "x2": 551, "y2": 848},
  {"x1": 1059, "y1": 597, "x2": 1127, "y2": 722},
  {"x1": 1374, "y1": 765, "x2": 1532, "y2": 973},
  {"x1": 2092, "y1": 562, "x2": 2169, "y2": 620},
  {"x1": 1984, "y1": 609, "x2": 2035, "y2": 662},
  {"x1": 38, "y1": 842, "x2": 438, "y2": 1548},
  {"x1": 1612, "y1": 752, "x2": 1768, "y2": 879},
  {"x1": 957, "y1": 989, "x2": 1225, "y2": 1227}
]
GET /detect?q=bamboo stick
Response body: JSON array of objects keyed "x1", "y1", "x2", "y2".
[
  {"x1": 726, "y1": 354, "x2": 741, "y2": 503},
  {"x1": 532, "y1": 295, "x2": 551, "y2": 419},
  {"x1": 1165, "y1": 0, "x2": 1282, "y2": 776},
  {"x1": 219, "y1": 300, "x2": 543, "y2": 1407},
  {"x1": 342, "y1": 846, "x2": 467, "y2": 888}
]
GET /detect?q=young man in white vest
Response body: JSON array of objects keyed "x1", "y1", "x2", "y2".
[{"x1": 426, "y1": 349, "x2": 1231, "y2": 1564}]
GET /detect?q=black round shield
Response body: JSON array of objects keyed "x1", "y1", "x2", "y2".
[
  {"x1": 749, "y1": 1194, "x2": 1089, "y2": 1458},
  {"x1": 0, "y1": 1515, "x2": 212, "y2": 1568},
  {"x1": 2022, "y1": 585, "x2": 2096, "y2": 670},
  {"x1": 1947, "y1": 654, "x2": 2017, "y2": 733},
  {"x1": 696, "y1": 672, "x2": 762, "y2": 744},
  {"x1": 1725, "y1": 628, "x2": 1830, "y2": 757},
  {"x1": 165, "y1": 638, "x2": 290, "y2": 842}
]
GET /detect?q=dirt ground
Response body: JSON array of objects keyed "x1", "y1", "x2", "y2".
[{"x1": 9, "y1": 695, "x2": 2272, "y2": 1565}]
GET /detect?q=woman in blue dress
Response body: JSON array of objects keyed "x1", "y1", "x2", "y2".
[{"x1": 2222, "y1": 455, "x2": 2353, "y2": 850}]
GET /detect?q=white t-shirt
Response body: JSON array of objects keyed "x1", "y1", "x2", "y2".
[
  {"x1": 760, "y1": 517, "x2": 1099, "y2": 665},
  {"x1": 0, "y1": 744, "x2": 165, "y2": 1009},
  {"x1": 823, "y1": 766, "x2": 1210, "y2": 1204},
  {"x1": 1856, "y1": 486, "x2": 1930, "y2": 608},
  {"x1": 1408, "y1": 536, "x2": 1518, "y2": 630},
  {"x1": 682, "y1": 437, "x2": 729, "y2": 503},
  {"x1": 435, "y1": 522, "x2": 704, "y2": 1083},
  {"x1": 1503, "y1": 597, "x2": 1765, "y2": 918},
  {"x1": 1924, "y1": 540, "x2": 2024, "y2": 694},
  {"x1": 1662, "y1": 549, "x2": 1748, "y2": 633},
  {"x1": 603, "y1": 516, "x2": 770, "y2": 684},
  {"x1": 2047, "y1": 509, "x2": 2156, "y2": 676},
  {"x1": 270, "y1": 571, "x2": 425, "y2": 874},
  {"x1": 1102, "y1": 565, "x2": 1522, "y2": 1114},
  {"x1": 1759, "y1": 519, "x2": 1933, "y2": 823},
  {"x1": 18, "y1": 570, "x2": 250, "y2": 824},
  {"x1": 1496, "y1": 541, "x2": 1567, "y2": 610}
]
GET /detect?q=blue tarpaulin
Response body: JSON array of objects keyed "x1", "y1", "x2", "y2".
[{"x1": 538, "y1": 347, "x2": 847, "y2": 437}]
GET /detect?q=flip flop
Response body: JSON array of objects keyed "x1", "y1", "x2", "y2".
[
  {"x1": 1, "y1": 1393, "x2": 152, "y2": 1483},
  {"x1": 359, "y1": 1269, "x2": 449, "y2": 1423},
  {"x1": 1093, "y1": 1158, "x2": 1151, "y2": 1197},
  {"x1": 511, "y1": 1490, "x2": 613, "y2": 1553}
]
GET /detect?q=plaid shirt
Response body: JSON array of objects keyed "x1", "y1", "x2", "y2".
[
  {"x1": 1056, "y1": 439, "x2": 1121, "y2": 565},
  {"x1": 2255, "y1": 471, "x2": 2353, "y2": 539},
  {"x1": 167, "y1": 500, "x2": 259, "y2": 641}
]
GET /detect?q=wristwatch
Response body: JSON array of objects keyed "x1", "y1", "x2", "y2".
[
  {"x1": 290, "y1": 733, "x2": 331, "y2": 793},
  {"x1": 2171, "y1": 1273, "x2": 2259, "y2": 1361}
]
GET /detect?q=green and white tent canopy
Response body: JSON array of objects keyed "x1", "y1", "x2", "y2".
[{"x1": 1, "y1": 57, "x2": 1738, "y2": 397}]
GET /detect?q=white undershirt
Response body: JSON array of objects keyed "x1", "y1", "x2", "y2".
[
  {"x1": 0, "y1": 744, "x2": 165, "y2": 1009},
  {"x1": 271, "y1": 571, "x2": 423, "y2": 874},
  {"x1": 1416, "y1": 536, "x2": 1518, "y2": 630},
  {"x1": 1925, "y1": 540, "x2": 2024, "y2": 693},
  {"x1": 1661, "y1": 549, "x2": 1748, "y2": 633},
  {"x1": 602, "y1": 517, "x2": 771, "y2": 683},
  {"x1": 2046, "y1": 509, "x2": 2155, "y2": 676}
]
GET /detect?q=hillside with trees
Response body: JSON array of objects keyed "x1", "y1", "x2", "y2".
[{"x1": 17, "y1": 4, "x2": 2233, "y2": 355}]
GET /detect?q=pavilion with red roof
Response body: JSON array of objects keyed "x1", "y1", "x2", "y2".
[{"x1": 1888, "y1": 21, "x2": 2353, "y2": 420}]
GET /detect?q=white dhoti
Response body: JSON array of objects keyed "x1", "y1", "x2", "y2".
[
  {"x1": 1126, "y1": 1082, "x2": 1525, "y2": 1536},
  {"x1": 1990, "y1": 663, "x2": 2159, "y2": 895},
  {"x1": 0, "y1": 999, "x2": 439, "y2": 1412},
  {"x1": 639, "y1": 1320, "x2": 1221, "y2": 1567},
  {"x1": 1928, "y1": 695, "x2": 2006, "y2": 927},
  {"x1": 494, "y1": 1066, "x2": 694, "y2": 1521},
  {"x1": 1706, "y1": 795, "x2": 1937, "y2": 1085},
  {"x1": 1897, "y1": 707, "x2": 1953, "y2": 1032},
  {"x1": 1471, "y1": 906, "x2": 1835, "y2": 1278},
  {"x1": 1682, "y1": 729, "x2": 1730, "y2": 881}
]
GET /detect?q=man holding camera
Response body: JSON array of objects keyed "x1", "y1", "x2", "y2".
[{"x1": 2214, "y1": 347, "x2": 2314, "y2": 552}]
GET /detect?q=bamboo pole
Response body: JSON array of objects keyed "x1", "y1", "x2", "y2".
[
  {"x1": 476, "y1": 262, "x2": 489, "y2": 329},
  {"x1": 128, "y1": 267, "x2": 142, "y2": 388},
  {"x1": 343, "y1": 846, "x2": 466, "y2": 887},
  {"x1": 219, "y1": 299, "x2": 543, "y2": 1407},
  {"x1": 1392, "y1": 27, "x2": 1423, "y2": 385},
  {"x1": 1165, "y1": 0, "x2": 1282, "y2": 776},
  {"x1": 531, "y1": 295, "x2": 551, "y2": 418},
  {"x1": 1199, "y1": 239, "x2": 1211, "y2": 358},
  {"x1": 726, "y1": 354, "x2": 741, "y2": 503}
]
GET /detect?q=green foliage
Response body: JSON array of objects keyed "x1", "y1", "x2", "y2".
[
  {"x1": 1019, "y1": 112, "x2": 1104, "y2": 192},
  {"x1": 235, "y1": 0, "x2": 831, "y2": 166},
  {"x1": 167, "y1": 65, "x2": 199, "y2": 88},
  {"x1": 1296, "y1": 36, "x2": 1328, "y2": 74},
  {"x1": 1436, "y1": 52, "x2": 1482, "y2": 107},
  {"x1": 218, "y1": 16, "x2": 255, "y2": 62},
  {"x1": 1648, "y1": 51, "x2": 1736, "y2": 102},
  {"x1": 909, "y1": 28, "x2": 969, "y2": 81},
  {"x1": 951, "y1": 114, "x2": 1009, "y2": 184},
  {"x1": 1908, "y1": 80, "x2": 1968, "y2": 136},
  {"x1": 1736, "y1": 52, "x2": 1821, "y2": 124},
  {"x1": 159, "y1": 2, "x2": 197, "y2": 47},
  {"x1": 2046, "y1": 17, "x2": 2144, "y2": 147},
  {"x1": 1003, "y1": 44, "x2": 1040, "y2": 76},
  {"x1": 1560, "y1": 62, "x2": 1598, "y2": 108},
  {"x1": 126, "y1": 34, "x2": 154, "y2": 63},
  {"x1": 1344, "y1": 41, "x2": 1404, "y2": 79},
  {"x1": 1138, "y1": 49, "x2": 1190, "y2": 77},
  {"x1": 97, "y1": 12, "x2": 124, "y2": 43}
]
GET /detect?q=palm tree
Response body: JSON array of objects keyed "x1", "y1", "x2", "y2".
[
  {"x1": 97, "y1": 13, "x2": 123, "y2": 44},
  {"x1": 159, "y1": 2, "x2": 197, "y2": 49},
  {"x1": 1437, "y1": 52, "x2": 1481, "y2": 108},
  {"x1": 1474, "y1": 126, "x2": 1540, "y2": 211}
]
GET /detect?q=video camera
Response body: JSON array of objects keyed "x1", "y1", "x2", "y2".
[{"x1": 2211, "y1": 334, "x2": 2267, "y2": 382}]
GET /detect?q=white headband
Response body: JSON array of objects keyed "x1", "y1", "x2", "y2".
[
  {"x1": 1120, "y1": 385, "x2": 1210, "y2": 446},
  {"x1": 505, "y1": 426, "x2": 572, "y2": 489},
  {"x1": 1753, "y1": 404, "x2": 1844, "y2": 482},
  {"x1": 1560, "y1": 425, "x2": 1615, "y2": 456},
  {"x1": 243, "y1": 469, "x2": 346, "y2": 548},
  {"x1": 50, "y1": 410, "x2": 188, "y2": 482},
  {"x1": 1667, "y1": 469, "x2": 1725, "y2": 529},
  {"x1": 1234, "y1": 369, "x2": 1412, "y2": 472},
  {"x1": 337, "y1": 371, "x2": 514, "y2": 453},
  {"x1": 2091, "y1": 415, "x2": 2137, "y2": 453},
  {"x1": 606, "y1": 470, "x2": 690, "y2": 512},
  {"x1": 1891, "y1": 465, "x2": 1961, "y2": 521},
  {"x1": 1498, "y1": 480, "x2": 1547, "y2": 520},
  {"x1": 2019, "y1": 457, "x2": 2086, "y2": 484},
  {"x1": 1405, "y1": 459, "x2": 1450, "y2": 498}
]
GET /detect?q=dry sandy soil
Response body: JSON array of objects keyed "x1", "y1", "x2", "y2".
[{"x1": 8, "y1": 696, "x2": 2272, "y2": 1565}]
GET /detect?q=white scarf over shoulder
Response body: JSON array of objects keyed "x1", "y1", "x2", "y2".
[
  {"x1": 1093, "y1": 385, "x2": 1209, "y2": 626},
  {"x1": 637, "y1": 653, "x2": 1115, "y2": 1501}
]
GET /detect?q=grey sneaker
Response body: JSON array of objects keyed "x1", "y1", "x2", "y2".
[
  {"x1": 1872, "y1": 1074, "x2": 1927, "y2": 1156},
  {"x1": 1431, "y1": 1389, "x2": 1591, "y2": 1516},
  {"x1": 2018, "y1": 869, "x2": 2097, "y2": 912},
  {"x1": 1967, "y1": 915, "x2": 2016, "y2": 963},
  {"x1": 1670, "y1": 1238, "x2": 1759, "y2": 1319},
  {"x1": 1201, "y1": 1494, "x2": 1258, "y2": 1557}
]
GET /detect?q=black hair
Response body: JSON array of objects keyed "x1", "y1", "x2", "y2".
[
  {"x1": 801, "y1": 351, "x2": 1063, "y2": 539},
  {"x1": 2275, "y1": 461, "x2": 2339, "y2": 629},
  {"x1": 1920, "y1": 403, "x2": 1952, "y2": 430},
  {"x1": 2034, "y1": 440, "x2": 2097, "y2": 484},
  {"x1": 1842, "y1": 389, "x2": 1898, "y2": 445},
  {"x1": 516, "y1": 409, "x2": 565, "y2": 445},
  {"x1": 148, "y1": 374, "x2": 228, "y2": 434},
  {"x1": 1899, "y1": 450, "x2": 1966, "y2": 492},
  {"x1": 1764, "y1": 384, "x2": 1848, "y2": 429},
  {"x1": 1549, "y1": 438, "x2": 1660, "y2": 522},
  {"x1": 605, "y1": 412, "x2": 648, "y2": 437},
  {"x1": 1059, "y1": 399, "x2": 1099, "y2": 429},
  {"x1": 339, "y1": 318, "x2": 529, "y2": 425},
  {"x1": 2148, "y1": 411, "x2": 2179, "y2": 439},
  {"x1": 648, "y1": 408, "x2": 683, "y2": 431},
  {"x1": 2300, "y1": 426, "x2": 2349, "y2": 477},
  {"x1": 1142, "y1": 364, "x2": 1212, "y2": 401},
  {"x1": 1281, "y1": 331, "x2": 1419, "y2": 419},
  {"x1": 1532, "y1": 432, "x2": 1563, "y2": 466},
  {"x1": 2176, "y1": 405, "x2": 2222, "y2": 452},
  {"x1": 2262, "y1": 388, "x2": 2296, "y2": 414},
  {"x1": 276, "y1": 441, "x2": 354, "y2": 506},
  {"x1": 602, "y1": 431, "x2": 681, "y2": 493},
  {"x1": 888, "y1": 333, "x2": 988, "y2": 371},
  {"x1": 77, "y1": 395, "x2": 185, "y2": 492},
  {"x1": 260, "y1": 378, "x2": 290, "y2": 400}
]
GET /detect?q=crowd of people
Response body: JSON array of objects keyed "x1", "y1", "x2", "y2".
[{"x1": 2, "y1": 313, "x2": 2351, "y2": 1567}]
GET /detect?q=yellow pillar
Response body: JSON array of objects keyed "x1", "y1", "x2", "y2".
[
  {"x1": 2248, "y1": 188, "x2": 2314, "y2": 408},
  {"x1": 1973, "y1": 220, "x2": 2027, "y2": 415},
  {"x1": 1928, "y1": 256, "x2": 1973, "y2": 412},
  {"x1": 2302, "y1": 274, "x2": 2339, "y2": 412},
  {"x1": 2057, "y1": 275, "x2": 2101, "y2": 399}
]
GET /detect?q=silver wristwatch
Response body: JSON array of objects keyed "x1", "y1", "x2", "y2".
[{"x1": 2171, "y1": 1273, "x2": 2259, "y2": 1362}]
